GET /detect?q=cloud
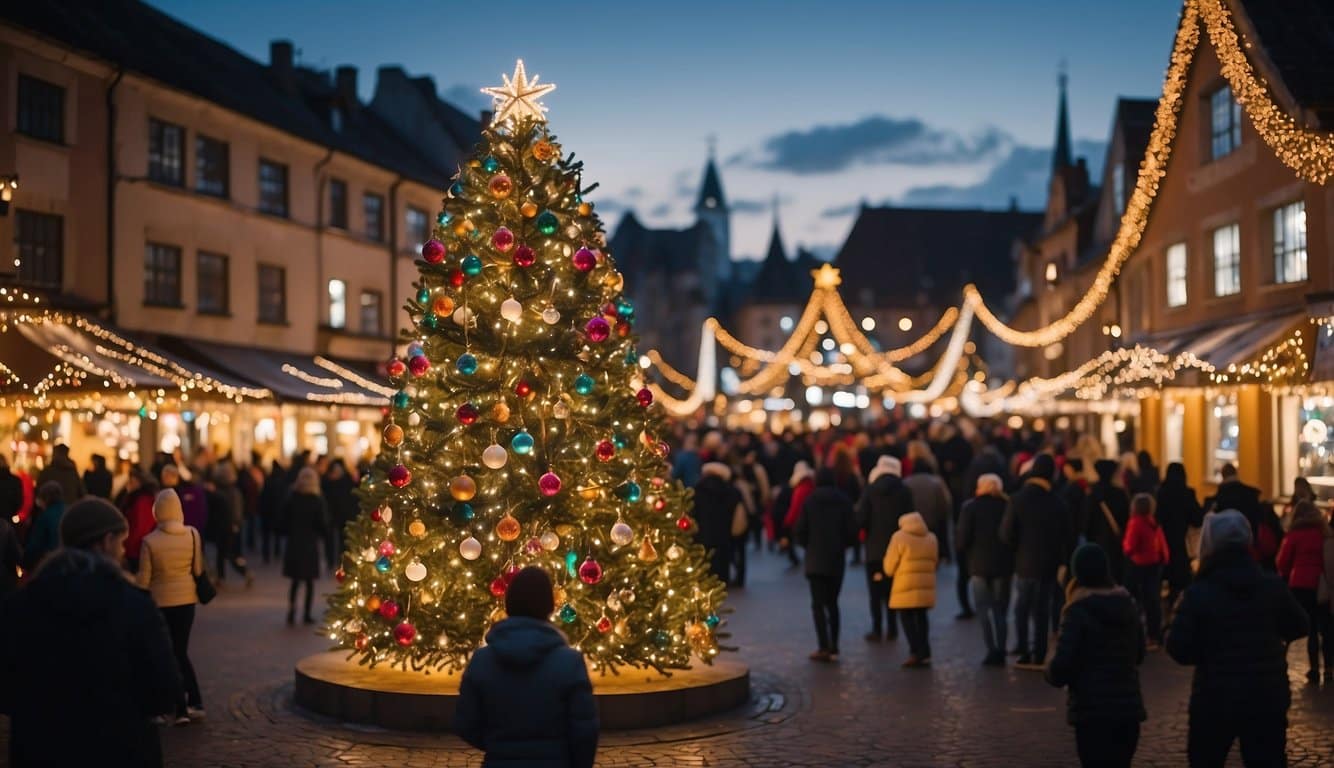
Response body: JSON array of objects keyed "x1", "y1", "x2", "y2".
[
  {"x1": 900, "y1": 139, "x2": 1106, "y2": 209},
  {"x1": 729, "y1": 193, "x2": 795, "y2": 215},
  {"x1": 440, "y1": 84, "x2": 491, "y2": 116},
  {"x1": 648, "y1": 202, "x2": 675, "y2": 218},
  {"x1": 622, "y1": 186, "x2": 644, "y2": 200},
  {"x1": 737, "y1": 115, "x2": 1010, "y2": 175},
  {"x1": 820, "y1": 201, "x2": 872, "y2": 219}
]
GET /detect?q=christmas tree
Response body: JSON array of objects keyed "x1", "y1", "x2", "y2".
[{"x1": 326, "y1": 61, "x2": 727, "y2": 674}]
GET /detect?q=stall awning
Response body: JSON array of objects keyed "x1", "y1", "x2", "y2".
[
  {"x1": 162, "y1": 338, "x2": 392, "y2": 406},
  {"x1": 1140, "y1": 311, "x2": 1306, "y2": 372}
]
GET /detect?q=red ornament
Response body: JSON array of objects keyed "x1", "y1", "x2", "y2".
[
  {"x1": 388, "y1": 464, "x2": 412, "y2": 488},
  {"x1": 585, "y1": 317, "x2": 610, "y2": 343},
  {"x1": 370, "y1": 507, "x2": 383, "y2": 522},
  {"x1": 572, "y1": 247, "x2": 597, "y2": 272},
  {"x1": 489, "y1": 576, "x2": 508, "y2": 597},
  {"x1": 601, "y1": 302, "x2": 618, "y2": 318},
  {"x1": 354, "y1": 633, "x2": 370, "y2": 650},
  {"x1": 422, "y1": 239, "x2": 446, "y2": 264},
  {"x1": 515, "y1": 380, "x2": 533, "y2": 398},
  {"x1": 650, "y1": 476, "x2": 665, "y2": 488},
  {"x1": 538, "y1": 471, "x2": 562, "y2": 496},
  {"x1": 597, "y1": 615, "x2": 613, "y2": 633},
  {"x1": 636, "y1": 388, "x2": 654, "y2": 407},
  {"x1": 616, "y1": 321, "x2": 631, "y2": 338},
  {"x1": 595, "y1": 440, "x2": 615, "y2": 462},
  {"x1": 654, "y1": 497, "x2": 667, "y2": 511},
  {"x1": 676, "y1": 516, "x2": 693, "y2": 531},
  {"x1": 409, "y1": 355, "x2": 431, "y2": 377},
  {"x1": 393, "y1": 621, "x2": 417, "y2": 646},
  {"x1": 456, "y1": 402, "x2": 479, "y2": 425},
  {"x1": 491, "y1": 226, "x2": 515, "y2": 253},
  {"x1": 513, "y1": 244, "x2": 536, "y2": 267},
  {"x1": 448, "y1": 269, "x2": 465, "y2": 288},
  {"x1": 578, "y1": 557, "x2": 604, "y2": 585},
  {"x1": 378, "y1": 539, "x2": 396, "y2": 557},
  {"x1": 656, "y1": 441, "x2": 671, "y2": 459},
  {"x1": 387, "y1": 358, "x2": 407, "y2": 378},
  {"x1": 335, "y1": 567, "x2": 346, "y2": 583},
  {"x1": 378, "y1": 599, "x2": 400, "y2": 620}
]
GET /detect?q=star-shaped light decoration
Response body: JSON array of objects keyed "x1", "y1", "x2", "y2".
[
  {"x1": 481, "y1": 60, "x2": 556, "y2": 126},
  {"x1": 812, "y1": 263, "x2": 843, "y2": 290}
]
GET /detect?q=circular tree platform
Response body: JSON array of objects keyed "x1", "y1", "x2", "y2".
[{"x1": 293, "y1": 651, "x2": 750, "y2": 731}]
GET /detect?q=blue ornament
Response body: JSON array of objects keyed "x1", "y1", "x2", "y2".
[
  {"x1": 559, "y1": 603, "x2": 577, "y2": 624},
  {"x1": 574, "y1": 373, "x2": 595, "y2": 396},
  {"x1": 375, "y1": 556, "x2": 391, "y2": 573},
  {"x1": 705, "y1": 614, "x2": 721, "y2": 629},
  {"x1": 565, "y1": 551, "x2": 579, "y2": 577},
  {"x1": 612, "y1": 433, "x2": 629, "y2": 450},
  {"x1": 456, "y1": 353, "x2": 478, "y2": 375},
  {"x1": 449, "y1": 181, "x2": 464, "y2": 198},
  {"x1": 393, "y1": 390, "x2": 410, "y2": 409},
  {"x1": 536, "y1": 210, "x2": 559, "y2": 236},
  {"x1": 455, "y1": 502, "x2": 475, "y2": 521},
  {"x1": 618, "y1": 481, "x2": 642, "y2": 503},
  {"x1": 624, "y1": 348, "x2": 638, "y2": 367},
  {"x1": 616, "y1": 299, "x2": 634, "y2": 319},
  {"x1": 461, "y1": 254, "x2": 483, "y2": 276},
  {"x1": 416, "y1": 288, "x2": 430, "y2": 304},
  {"x1": 436, "y1": 211, "x2": 452, "y2": 226},
  {"x1": 482, "y1": 155, "x2": 500, "y2": 173},
  {"x1": 510, "y1": 430, "x2": 535, "y2": 455},
  {"x1": 407, "y1": 342, "x2": 425, "y2": 358}
]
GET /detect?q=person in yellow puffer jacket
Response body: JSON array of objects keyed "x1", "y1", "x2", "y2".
[{"x1": 883, "y1": 510, "x2": 939, "y2": 667}]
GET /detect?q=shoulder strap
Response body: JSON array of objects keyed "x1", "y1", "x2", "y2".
[
  {"x1": 1100, "y1": 502, "x2": 1121, "y2": 538},
  {"x1": 189, "y1": 527, "x2": 198, "y2": 577}
]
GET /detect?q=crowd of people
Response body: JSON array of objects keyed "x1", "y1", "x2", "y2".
[{"x1": 675, "y1": 418, "x2": 1332, "y2": 767}]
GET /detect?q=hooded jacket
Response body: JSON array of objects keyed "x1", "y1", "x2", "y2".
[
  {"x1": 137, "y1": 490, "x2": 203, "y2": 608},
  {"x1": 1122, "y1": 513, "x2": 1169, "y2": 567},
  {"x1": 1276, "y1": 506, "x2": 1330, "y2": 591},
  {"x1": 454, "y1": 617, "x2": 597, "y2": 767},
  {"x1": 795, "y1": 482, "x2": 857, "y2": 576},
  {"x1": 1, "y1": 548, "x2": 180, "y2": 767},
  {"x1": 1046, "y1": 586, "x2": 1146, "y2": 725},
  {"x1": 1001, "y1": 477, "x2": 1070, "y2": 579},
  {"x1": 856, "y1": 465, "x2": 914, "y2": 569},
  {"x1": 882, "y1": 512, "x2": 939, "y2": 609},
  {"x1": 280, "y1": 484, "x2": 328, "y2": 581},
  {"x1": 693, "y1": 463, "x2": 743, "y2": 551},
  {"x1": 956, "y1": 493, "x2": 1014, "y2": 579}
]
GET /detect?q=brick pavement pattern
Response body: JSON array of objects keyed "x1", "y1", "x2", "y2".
[{"x1": 4, "y1": 549, "x2": 1332, "y2": 766}]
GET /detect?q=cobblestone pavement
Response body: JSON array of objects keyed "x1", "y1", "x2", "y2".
[{"x1": 5, "y1": 548, "x2": 1333, "y2": 766}]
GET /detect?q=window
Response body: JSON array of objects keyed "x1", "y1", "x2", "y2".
[
  {"x1": 195, "y1": 135, "x2": 229, "y2": 197},
  {"x1": 329, "y1": 179, "x2": 348, "y2": 229},
  {"x1": 360, "y1": 290, "x2": 382, "y2": 336},
  {"x1": 148, "y1": 118, "x2": 184, "y2": 186},
  {"x1": 1209, "y1": 86, "x2": 1243, "y2": 160},
  {"x1": 144, "y1": 243, "x2": 182, "y2": 307},
  {"x1": 1212, "y1": 223, "x2": 1241, "y2": 296},
  {"x1": 258, "y1": 264, "x2": 286, "y2": 323},
  {"x1": 17, "y1": 74, "x2": 64, "y2": 143},
  {"x1": 1273, "y1": 201, "x2": 1307, "y2": 284},
  {"x1": 196, "y1": 251, "x2": 229, "y2": 315},
  {"x1": 1111, "y1": 164, "x2": 1125, "y2": 214},
  {"x1": 258, "y1": 159, "x2": 288, "y2": 217},
  {"x1": 405, "y1": 206, "x2": 429, "y2": 252},
  {"x1": 328, "y1": 279, "x2": 347, "y2": 329},
  {"x1": 1166, "y1": 242, "x2": 1188, "y2": 307},
  {"x1": 14, "y1": 210, "x2": 62, "y2": 289},
  {"x1": 363, "y1": 193, "x2": 384, "y2": 241}
]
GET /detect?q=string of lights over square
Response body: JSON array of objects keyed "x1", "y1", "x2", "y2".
[{"x1": 325, "y1": 62, "x2": 728, "y2": 674}]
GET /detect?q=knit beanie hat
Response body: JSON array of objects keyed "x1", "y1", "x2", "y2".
[
  {"x1": 868, "y1": 455, "x2": 902, "y2": 484},
  {"x1": 505, "y1": 566, "x2": 555, "y2": 620},
  {"x1": 1070, "y1": 543, "x2": 1112, "y2": 588},
  {"x1": 1200, "y1": 509, "x2": 1252, "y2": 560},
  {"x1": 59, "y1": 497, "x2": 128, "y2": 548},
  {"x1": 1028, "y1": 454, "x2": 1056, "y2": 482}
]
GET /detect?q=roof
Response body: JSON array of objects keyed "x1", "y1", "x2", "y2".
[
  {"x1": 1, "y1": 0, "x2": 465, "y2": 188},
  {"x1": 608, "y1": 212, "x2": 715, "y2": 279},
  {"x1": 1052, "y1": 73, "x2": 1073, "y2": 171},
  {"x1": 1236, "y1": 0, "x2": 1334, "y2": 128},
  {"x1": 695, "y1": 159, "x2": 727, "y2": 210},
  {"x1": 833, "y1": 206, "x2": 1042, "y2": 307},
  {"x1": 744, "y1": 221, "x2": 809, "y2": 304}
]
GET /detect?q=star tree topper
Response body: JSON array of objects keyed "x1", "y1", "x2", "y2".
[{"x1": 481, "y1": 60, "x2": 556, "y2": 125}]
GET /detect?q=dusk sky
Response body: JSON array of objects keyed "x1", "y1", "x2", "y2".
[{"x1": 150, "y1": 0, "x2": 1182, "y2": 260}]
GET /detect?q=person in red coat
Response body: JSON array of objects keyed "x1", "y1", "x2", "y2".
[
  {"x1": 119, "y1": 468, "x2": 160, "y2": 572},
  {"x1": 1123, "y1": 493, "x2": 1170, "y2": 647},
  {"x1": 1276, "y1": 500, "x2": 1333, "y2": 683}
]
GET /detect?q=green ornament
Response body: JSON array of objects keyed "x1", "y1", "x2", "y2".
[
  {"x1": 393, "y1": 390, "x2": 410, "y2": 409},
  {"x1": 416, "y1": 288, "x2": 430, "y2": 304},
  {"x1": 565, "y1": 550, "x2": 579, "y2": 577},
  {"x1": 436, "y1": 211, "x2": 452, "y2": 226},
  {"x1": 574, "y1": 373, "x2": 595, "y2": 396},
  {"x1": 623, "y1": 348, "x2": 638, "y2": 367},
  {"x1": 455, "y1": 503, "x2": 475, "y2": 521},
  {"x1": 138, "y1": 405, "x2": 148, "y2": 418},
  {"x1": 536, "y1": 210, "x2": 559, "y2": 236},
  {"x1": 617, "y1": 481, "x2": 642, "y2": 503},
  {"x1": 421, "y1": 312, "x2": 439, "y2": 330},
  {"x1": 612, "y1": 433, "x2": 629, "y2": 450},
  {"x1": 559, "y1": 603, "x2": 577, "y2": 624},
  {"x1": 616, "y1": 298, "x2": 634, "y2": 319},
  {"x1": 705, "y1": 614, "x2": 721, "y2": 629},
  {"x1": 482, "y1": 155, "x2": 500, "y2": 173},
  {"x1": 461, "y1": 254, "x2": 483, "y2": 276},
  {"x1": 652, "y1": 630, "x2": 671, "y2": 649}
]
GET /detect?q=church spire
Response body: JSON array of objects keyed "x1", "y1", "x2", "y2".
[
  {"x1": 764, "y1": 195, "x2": 787, "y2": 263},
  {"x1": 1052, "y1": 64, "x2": 1073, "y2": 171},
  {"x1": 695, "y1": 134, "x2": 727, "y2": 212}
]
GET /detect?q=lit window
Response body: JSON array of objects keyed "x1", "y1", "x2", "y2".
[
  {"x1": 328, "y1": 279, "x2": 347, "y2": 329},
  {"x1": 1166, "y1": 242, "x2": 1187, "y2": 307},
  {"x1": 1209, "y1": 86, "x2": 1243, "y2": 160},
  {"x1": 405, "y1": 207, "x2": 429, "y2": 252},
  {"x1": 148, "y1": 118, "x2": 184, "y2": 186},
  {"x1": 1273, "y1": 201, "x2": 1307, "y2": 284},
  {"x1": 1212, "y1": 223, "x2": 1240, "y2": 296}
]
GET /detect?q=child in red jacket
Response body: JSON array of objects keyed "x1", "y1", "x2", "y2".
[
  {"x1": 1123, "y1": 493, "x2": 1170, "y2": 647},
  {"x1": 1276, "y1": 501, "x2": 1333, "y2": 683}
]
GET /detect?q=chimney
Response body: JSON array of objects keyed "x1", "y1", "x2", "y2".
[
  {"x1": 270, "y1": 40, "x2": 295, "y2": 91},
  {"x1": 335, "y1": 65, "x2": 359, "y2": 112}
]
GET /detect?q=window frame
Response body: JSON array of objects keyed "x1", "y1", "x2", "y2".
[
  {"x1": 143, "y1": 242, "x2": 183, "y2": 308},
  {"x1": 1272, "y1": 201, "x2": 1307, "y2": 285},
  {"x1": 16, "y1": 74, "x2": 65, "y2": 144},
  {"x1": 258, "y1": 159, "x2": 289, "y2": 218},
  {"x1": 147, "y1": 118, "x2": 185, "y2": 187},
  {"x1": 405, "y1": 206, "x2": 429, "y2": 252},
  {"x1": 196, "y1": 251, "x2": 230, "y2": 316},
  {"x1": 363, "y1": 192, "x2": 385, "y2": 242},
  {"x1": 13, "y1": 209, "x2": 63, "y2": 290},
  {"x1": 257, "y1": 263, "x2": 287, "y2": 324},
  {"x1": 329, "y1": 179, "x2": 348, "y2": 230},
  {"x1": 360, "y1": 290, "x2": 383, "y2": 336},
  {"x1": 194, "y1": 134, "x2": 230, "y2": 198},
  {"x1": 1211, "y1": 223, "x2": 1241, "y2": 297},
  {"x1": 1208, "y1": 85, "x2": 1243, "y2": 160},
  {"x1": 1165, "y1": 242, "x2": 1188, "y2": 308}
]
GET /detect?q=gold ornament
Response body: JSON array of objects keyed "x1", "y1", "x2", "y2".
[
  {"x1": 432, "y1": 295, "x2": 454, "y2": 315},
  {"x1": 496, "y1": 513, "x2": 522, "y2": 542},
  {"x1": 614, "y1": 617, "x2": 631, "y2": 638},
  {"x1": 382, "y1": 423, "x2": 404, "y2": 447},
  {"x1": 532, "y1": 139, "x2": 558, "y2": 162},
  {"x1": 418, "y1": 588, "x2": 435, "y2": 605},
  {"x1": 489, "y1": 605, "x2": 507, "y2": 624},
  {"x1": 552, "y1": 584, "x2": 567, "y2": 606},
  {"x1": 578, "y1": 486, "x2": 601, "y2": 501},
  {"x1": 450, "y1": 474, "x2": 477, "y2": 501},
  {"x1": 491, "y1": 401, "x2": 511, "y2": 423},
  {"x1": 577, "y1": 201, "x2": 592, "y2": 216},
  {"x1": 521, "y1": 201, "x2": 539, "y2": 218},
  {"x1": 555, "y1": 524, "x2": 576, "y2": 537},
  {"x1": 365, "y1": 596, "x2": 381, "y2": 613},
  {"x1": 488, "y1": 174, "x2": 513, "y2": 199},
  {"x1": 602, "y1": 270, "x2": 624, "y2": 293},
  {"x1": 638, "y1": 535, "x2": 658, "y2": 562},
  {"x1": 408, "y1": 519, "x2": 427, "y2": 538},
  {"x1": 685, "y1": 621, "x2": 713, "y2": 655}
]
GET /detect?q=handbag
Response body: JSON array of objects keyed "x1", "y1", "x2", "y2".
[{"x1": 191, "y1": 528, "x2": 217, "y2": 605}]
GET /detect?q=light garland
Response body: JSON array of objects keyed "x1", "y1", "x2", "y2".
[{"x1": 315, "y1": 356, "x2": 398, "y2": 398}]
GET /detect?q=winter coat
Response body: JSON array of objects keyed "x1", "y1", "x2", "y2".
[
  {"x1": 0, "y1": 516, "x2": 21, "y2": 597},
  {"x1": 280, "y1": 491, "x2": 327, "y2": 580},
  {"x1": 169, "y1": 481, "x2": 209, "y2": 534},
  {"x1": 795, "y1": 485, "x2": 857, "y2": 576},
  {"x1": 1046, "y1": 586, "x2": 1146, "y2": 725},
  {"x1": 1276, "y1": 524, "x2": 1328, "y2": 591},
  {"x1": 1059, "y1": 479, "x2": 1088, "y2": 548},
  {"x1": 0, "y1": 468, "x2": 24, "y2": 521},
  {"x1": 1166, "y1": 548, "x2": 1309, "y2": 718},
  {"x1": 37, "y1": 456, "x2": 85, "y2": 504},
  {"x1": 120, "y1": 487, "x2": 159, "y2": 561},
  {"x1": 671, "y1": 449, "x2": 703, "y2": 489},
  {"x1": 956, "y1": 494, "x2": 1014, "y2": 579},
  {"x1": 904, "y1": 472, "x2": 952, "y2": 549},
  {"x1": 83, "y1": 466, "x2": 114, "y2": 500},
  {"x1": 455, "y1": 616, "x2": 598, "y2": 767},
  {"x1": 1155, "y1": 481, "x2": 1200, "y2": 589},
  {"x1": 693, "y1": 465, "x2": 742, "y2": 551},
  {"x1": 322, "y1": 472, "x2": 359, "y2": 531},
  {"x1": 1084, "y1": 482, "x2": 1130, "y2": 580},
  {"x1": 1001, "y1": 478, "x2": 1070, "y2": 580},
  {"x1": 1122, "y1": 514, "x2": 1170, "y2": 567},
  {"x1": 784, "y1": 477, "x2": 814, "y2": 529},
  {"x1": 882, "y1": 512, "x2": 939, "y2": 609},
  {"x1": 1206, "y1": 479, "x2": 1283, "y2": 568},
  {"x1": 259, "y1": 468, "x2": 290, "y2": 523},
  {"x1": 138, "y1": 524, "x2": 203, "y2": 609},
  {"x1": 23, "y1": 500, "x2": 65, "y2": 570},
  {"x1": 856, "y1": 474, "x2": 915, "y2": 570},
  {"x1": 1, "y1": 548, "x2": 181, "y2": 767}
]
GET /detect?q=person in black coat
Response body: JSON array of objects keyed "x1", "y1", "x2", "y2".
[
  {"x1": 1001, "y1": 454, "x2": 1070, "y2": 667},
  {"x1": 856, "y1": 455, "x2": 914, "y2": 641},
  {"x1": 1046, "y1": 544, "x2": 1146, "y2": 768},
  {"x1": 320, "y1": 460, "x2": 358, "y2": 570},
  {"x1": 957, "y1": 474, "x2": 1015, "y2": 666},
  {"x1": 83, "y1": 453, "x2": 114, "y2": 500},
  {"x1": 0, "y1": 455, "x2": 23, "y2": 524},
  {"x1": 795, "y1": 469, "x2": 858, "y2": 661},
  {"x1": 692, "y1": 462, "x2": 743, "y2": 585},
  {"x1": 1154, "y1": 462, "x2": 1200, "y2": 606},
  {"x1": 279, "y1": 467, "x2": 327, "y2": 625},
  {"x1": 1166, "y1": 510, "x2": 1309, "y2": 767},
  {"x1": 1084, "y1": 459, "x2": 1130, "y2": 583},
  {"x1": 455, "y1": 566, "x2": 597, "y2": 767},
  {"x1": 1204, "y1": 463, "x2": 1283, "y2": 572},
  {"x1": 1, "y1": 499, "x2": 181, "y2": 767},
  {"x1": 1058, "y1": 459, "x2": 1089, "y2": 546},
  {"x1": 258, "y1": 459, "x2": 289, "y2": 564}
]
